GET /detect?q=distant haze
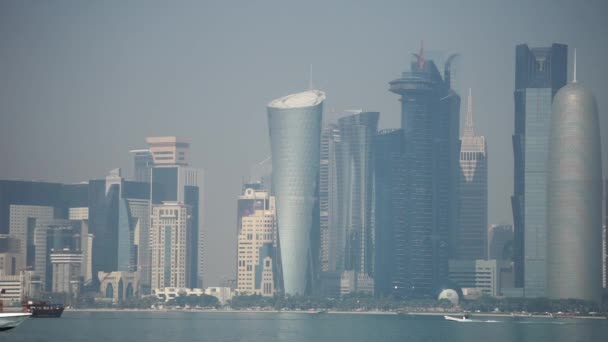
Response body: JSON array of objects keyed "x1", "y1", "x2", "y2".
[{"x1": 1, "y1": 0, "x2": 607, "y2": 286}]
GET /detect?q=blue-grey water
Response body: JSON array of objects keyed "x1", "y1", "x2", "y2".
[{"x1": 4, "y1": 311, "x2": 608, "y2": 342}]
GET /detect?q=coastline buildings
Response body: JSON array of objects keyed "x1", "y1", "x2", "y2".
[
  {"x1": 236, "y1": 186, "x2": 277, "y2": 296},
  {"x1": 604, "y1": 180, "x2": 607, "y2": 289},
  {"x1": 455, "y1": 89, "x2": 488, "y2": 260},
  {"x1": 388, "y1": 47, "x2": 461, "y2": 296},
  {"x1": 547, "y1": 54, "x2": 603, "y2": 302},
  {"x1": 511, "y1": 44, "x2": 568, "y2": 297},
  {"x1": 267, "y1": 90, "x2": 325, "y2": 295},
  {"x1": 335, "y1": 111, "x2": 379, "y2": 294}
]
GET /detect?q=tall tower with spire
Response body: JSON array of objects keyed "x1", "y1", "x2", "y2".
[
  {"x1": 547, "y1": 49, "x2": 603, "y2": 302},
  {"x1": 455, "y1": 89, "x2": 488, "y2": 260}
]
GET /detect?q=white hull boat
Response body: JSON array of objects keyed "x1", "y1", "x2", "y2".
[
  {"x1": 0, "y1": 312, "x2": 31, "y2": 331},
  {"x1": 444, "y1": 315, "x2": 472, "y2": 322}
]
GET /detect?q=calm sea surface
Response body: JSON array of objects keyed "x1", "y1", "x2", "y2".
[{"x1": 4, "y1": 311, "x2": 608, "y2": 342}]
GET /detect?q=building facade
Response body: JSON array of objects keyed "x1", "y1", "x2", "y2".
[
  {"x1": 456, "y1": 89, "x2": 488, "y2": 260},
  {"x1": 511, "y1": 44, "x2": 568, "y2": 296},
  {"x1": 547, "y1": 66, "x2": 602, "y2": 302},
  {"x1": 319, "y1": 124, "x2": 341, "y2": 275},
  {"x1": 389, "y1": 47, "x2": 461, "y2": 296},
  {"x1": 267, "y1": 90, "x2": 325, "y2": 295},
  {"x1": 488, "y1": 224, "x2": 514, "y2": 261},
  {"x1": 150, "y1": 202, "x2": 192, "y2": 289},
  {"x1": 236, "y1": 187, "x2": 277, "y2": 296},
  {"x1": 373, "y1": 129, "x2": 407, "y2": 297},
  {"x1": 335, "y1": 111, "x2": 379, "y2": 294}
]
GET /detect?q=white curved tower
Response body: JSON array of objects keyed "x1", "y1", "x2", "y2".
[{"x1": 267, "y1": 90, "x2": 325, "y2": 295}]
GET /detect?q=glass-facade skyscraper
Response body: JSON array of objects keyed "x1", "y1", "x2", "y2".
[
  {"x1": 511, "y1": 43, "x2": 567, "y2": 296},
  {"x1": 335, "y1": 111, "x2": 379, "y2": 293},
  {"x1": 319, "y1": 124, "x2": 340, "y2": 275},
  {"x1": 373, "y1": 129, "x2": 407, "y2": 296},
  {"x1": 267, "y1": 90, "x2": 325, "y2": 295},
  {"x1": 389, "y1": 50, "x2": 461, "y2": 296},
  {"x1": 456, "y1": 89, "x2": 488, "y2": 260}
]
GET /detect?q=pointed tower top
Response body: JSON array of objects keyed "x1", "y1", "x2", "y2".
[
  {"x1": 573, "y1": 48, "x2": 577, "y2": 83},
  {"x1": 309, "y1": 64, "x2": 313, "y2": 90},
  {"x1": 464, "y1": 88, "x2": 475, "y2": 136},
  {"x1": 418, "y1": 40, "x2": 425, "y2": 69}
]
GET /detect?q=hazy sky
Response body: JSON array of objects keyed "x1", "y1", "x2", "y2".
[{"x1": 1, "y1": 0, "x2": 607, "y2": 286}]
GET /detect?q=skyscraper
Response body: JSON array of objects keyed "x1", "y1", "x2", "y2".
[
  {"x1": 144, "y1": 136, "x2": 204, "y2": 289},
  {"x1": 389, "y1": 46, "x2": 461, "y2": 296},
  {"x1": 236, "y1": 186, "x2": 277, "y2": 296},
  {"x1": 488, "y1": 224, "x2": 514, "y2": 261},
  {"x1": 150, "y1": 202, "x2": 192, "y2": 289},
  {"x1": 456, "y1": 89, "x2": 488, "y2": 260},
  {"x1": 319, "y1": 124, "x2": 340, "y2": 275},
  {"x1": 267, "y1": 90, "x2": 324, "y2": 295},
  {"x1": 511, "y1": 43, "x2": 567, "y2": 297},
  {"x1": 547, "y1": 53, "x2": 602, "y2": 302},
  {"x1": 373, "y1": 129, "x2": 406, "y2": 296},
  {"x1": 335, "y1": 111, "x2": 379, "y2": 294}
]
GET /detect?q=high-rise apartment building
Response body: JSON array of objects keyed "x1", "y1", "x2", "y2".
[
  {"x1": 145, "y1": 136, "x2": 190, "y2": 166},
  {"x1": 389, "y1": 46, "x2": 461, "y2": 296},
  {"x1": 150, "y1": 202, "x2": 192, "y2": 289},
  {"x1": 236, "y1": 186, "x2": 277, "y2": 296},
  {"x1": 267, "y1": 90, "x2": 324, "y2": 295},
  {"x1": 547, "y1": 56, "x2": 602, "y2": 302},
  {"x1": 335, "y1": 111, "x2": 379, "y2": 294},
  {"x1": 455, "y1": 90, "x2": 488, "y2": 260},
  {"x1": 511, "y1": 43, "x2": 567, "y2": 297}
]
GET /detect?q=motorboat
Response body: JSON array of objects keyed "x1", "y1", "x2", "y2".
[
  {"x1": 444, "y1": 314, "x2": 472, "y2": 322},
  {"x1": 0, "y1": 312, "x2": 32, "y2": 331}
]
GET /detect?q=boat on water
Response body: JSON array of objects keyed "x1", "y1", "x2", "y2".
[
  {"x1": 444, "y1": 314, "x2": 472, "y2": 322},
  {"x1": 23, "y1": 301, "x2": 65, "y2": 318},
  {"x1": 0, "y1": 312, "x2": 31, "y2": 331}
]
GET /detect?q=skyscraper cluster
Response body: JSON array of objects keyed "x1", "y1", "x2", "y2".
[
  {"x1": 251, "y1": 42, "x2": 604, "y2": 303},
  {"x1": 0, "y1": 136, "x2": 204, "y2": 304}
]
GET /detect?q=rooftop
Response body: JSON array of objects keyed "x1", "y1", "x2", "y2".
[{"x1": 268, "y1": 90, "x2": 326, "y2": 109}]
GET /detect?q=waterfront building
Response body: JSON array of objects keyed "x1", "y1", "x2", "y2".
[
  {"x1": 145, "y1": 136, "x2": 202, "y2": 285},
  {"x1": 335, "y1": 111, "x2": 379, "y2": 294},
  {"x1": 456, "y1": 90, "x2": 488, "y2": 260},
  {"x1": 267, "y1": 90, "x2": 325, "y2": 295},
  {"x1": 603, "y1": 179, "x2": 607, "y2": 289},
  {"x1": 547, "y1": 53, "x2": 602, "y2": 302},
  {"x1": 236, "y1": 186, "x2": 277, "y2": 296},
  {"x1": 389, "y1": 45, "x2": 461, "y2": 296},
  {"x1": 488, "y1": 224, "x2": 514, "y2": 261},
  {"x1": 0, "y1": 235, "x2": 20, "y2": 276},
  {"x1": 0, "y1": 271, "x2": 41, "y2": 304},
  {"x1": 98, "y1": 271, "x2": 138, "y2": 303},
  {"x1": 373, "y1": 129, "x2": 406, "y2": 297},
  {"x1": 319, "y1": 124, "x2": 341, "y2": 275},
  {"x1": 511, "y1": 44, "x2": 568, "y2": 296},
  {"x1": 448, "y1": 259, "x2": 513, "y2": 297}
]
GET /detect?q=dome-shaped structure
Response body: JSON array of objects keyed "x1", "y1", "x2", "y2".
[
  {"x1": 547, "y1": 81, "x2": 602, "y2": 303},
  {"x1": 438, "y1": 289, "x2": 459, "y2": 305}
]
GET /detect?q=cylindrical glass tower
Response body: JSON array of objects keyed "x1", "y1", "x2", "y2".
[
  {"x1": 267, "y1": 90, "x2": 325, "y2": 295},
  {"x1": 547, "y1": 82, "x2": 602, "y2": 302}
]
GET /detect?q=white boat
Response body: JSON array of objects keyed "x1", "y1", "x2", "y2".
[
  {"x1": 444, "y1": 314, "x2": 472, "y2": 322},
  {"x1": 0, "y1": 312, "x2": 32, "y2": 331}
]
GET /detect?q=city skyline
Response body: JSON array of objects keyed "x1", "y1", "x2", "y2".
[{"x1": 1, "y1": 1, "x2": 607, "y2": 287}]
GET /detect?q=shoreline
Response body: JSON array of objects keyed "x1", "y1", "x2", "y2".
[{"x1": 64, "y1": 308, "x2": 607, "y2": 320}]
